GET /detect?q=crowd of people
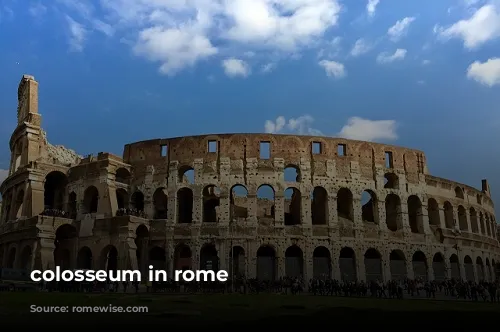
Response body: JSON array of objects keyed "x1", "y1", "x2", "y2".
[
  {"x1": 35, "y1": 276, "x2": 500, "y2": 302},
  {"x1": 116, "y1": 208, "x2": 147, "y2": 218},
  {"x1": 40, "y1": 209, "x2": 74, "y2": 218}
]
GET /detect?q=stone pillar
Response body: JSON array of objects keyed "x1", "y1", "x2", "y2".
[
  {"x1": 332, "y1": 252, "x2": 340, "y2": 280},
  {"x1": 438, "y1": 208, "x2": 447, "y2": 229},
  {"x1": 383, "y1": 260, "x2": 391, "y2": 282},
  {"x1": 407, "y1": 260, "x2": 415, "y2": 279},
  {"x1": 277, "y1": 256, "x2": 285, "y2": 278},
  {"x1": 246, "y1": 194, "x2": 258, "y2": 224},
  {"x1": 328, "y1": 194, "x2": 337, "y2": 226},
  {"x1": 192, "y1": 192, "x2": 202, "y2": 224},
  {"x1": 274, "y1": 194, "x2": 284, "y2": 226},
  {"x1": 427, "y1": 259, "x2": 434, "y2": 281},
  {"x1": 218, "y1": 241, "x2": 227, "y2": 271},
  {"x1": 356, "y1": 251, "x2": 365, "y2": 281}
]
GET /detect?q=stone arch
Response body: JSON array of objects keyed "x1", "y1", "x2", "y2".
[
  {"x1": 200, "y1": 243, "x2": 219, "y2": 271},
  {"x1": 384, "y1": 172, "x2": 398, "y2": 189},
  {"x1": 54, "y1": 224, "x2": 78, "y2": 270},
  {"x1": 337, "y1": 188, "x2": 353, "y2": 222},
  {"x1": 455, "y1": 186, "x2": 464, "y2": 199},
  {"x1": 476, "y1": 256, "x2": 484, "y2": 281},
  {"x1": 361, "y1": 190, "x2": 378, "y2": 223},
  {"x1": 202, "y1": 185, "x2": 220, "y2": 222},
  {"x1": 6, "y1": 247, "x2": 16, "y2": 268},
  {"x1": 230, "y1": 185, "x2": 248, "y2": 220},
  {"x1": 407, "y1": 195, "x2": 424, "y2": 234},
  {"x1": 385, "y1": 194, "x2": 402, "y2": 231},
  {"x1": 149, "y1": 247, "x2": 166, "y2": 270},
  {"x1": 178, "y1": 165, "x2": 194, "y2": 184},
  {"x1": 364, "y1": 248, "x2": 383, "y2": 281},
  {"x1": 450, "y1": 254, "x2": 460, "y2": 279},
  {"x1": 432, "y1": 253, "x2": 446, "y2": 281},
  {"x1": 177, "y1": 188, "x2": 193, "y2": 223},
  {"x1": 14, "y1": 190, "x2": 24, "y2": 219},
  {"x1": 443, "y1": 202, "x2": 454, "y2": 229},
  {"x1": 284, "y1": 164, "x2": 301, "y2": 182},
  {"x1": 130, "y1": 191, "x2": 145, "y2": 212},
  {"x1": 464, "y1": 255, "x2": 474, "y2": 281},
  {"x1": 311, "y1": 187, "x2": 328, "y2": 225},
  {"x1": 469, "y1": 208, "x2": 479, "y2": 233},
  {"x1": 83, "y1": 186, "x2": 99, "y2": 214},
  {"x1": 256, "y1": 245, "x2": 276, "y2": 281},
  {"x1": 100, "y1": 245, "x2": 118, "y2": 272},
  {"x1": 256, "y1": 185, "x2": 275, "y2": 223},
  {"x1": 229, "y1": 246, "x2": 245, "y2": 278},
  {"x1": 457, "y1": 205, "x2": 467, "y2": 231},
  {"x1": 77, "y1": 246, "x2": 92, "y2": 269},
  {"x1": 19, "y1": 245, "x2": 32, "y2": 270},
  {"x1": 412, "y1": 251, "x2": 428, "y2": 280},
  {"x1": 285, "y1": 245, "x2": 303, "y2": 278},
  {"x1": 313, "y1": 246, "x2": 331, "y2": 279},
  {"x1": 389, "y1": 250, "x2": 407, "y2": 280},
  {"x1": 116, "y1": 188, "x2": 129, "y2": 210},
  {"x1": 44, "y1": 171, "x2": 68, "y2": 210},
  {"x1": 339, "y1": 247, "x2": 356, "y2": 281},
  {"x1": 174, "y1": 244, "x2": 192, "y2": 270},
  {"x1": 153, "y1": 188, "x2": 168, "y2": 219},
  {"x1": 115, "y1": 168, "x2": 131, "y2": 185},
  {"x1": 427, "y1": 198, "x2": 440, "y2": 226},
  {"x1": 284, "y1": 187, "x2": 301, "y2": 226}
]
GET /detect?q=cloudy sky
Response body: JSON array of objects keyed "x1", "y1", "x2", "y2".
[{"x1": 0, "y1": 0, "x2": 499, "y2": 210}]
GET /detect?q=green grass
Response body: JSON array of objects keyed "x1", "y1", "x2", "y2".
[{"x1": 1, "y1": 292, "x2": 498, "y2": 324}]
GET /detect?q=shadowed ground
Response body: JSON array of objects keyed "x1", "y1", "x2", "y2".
[{"x1": 1, "y1": 292, "x2": 497, "y2": 327}]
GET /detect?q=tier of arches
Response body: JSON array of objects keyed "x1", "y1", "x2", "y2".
[
  {"x1": 1, "y1": 170, "x2": 496, "y2": 243},
  {"x1": 3, "y1": 227, "x2": 498, "y2": 284}
]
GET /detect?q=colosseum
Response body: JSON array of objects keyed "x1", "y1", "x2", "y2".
[{"x1": 0, "y1": 74, "x2": 499, "y2": 284}]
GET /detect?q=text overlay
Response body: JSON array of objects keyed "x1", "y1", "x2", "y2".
[{"x1": 30, "y1": 266, "x2": 229, "y2": 282}]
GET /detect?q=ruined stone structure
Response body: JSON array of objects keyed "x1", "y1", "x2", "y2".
[{"x1": 1, "y1": 74, "x2": 499, "y2": 284}]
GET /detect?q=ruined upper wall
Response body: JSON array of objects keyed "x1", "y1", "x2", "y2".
[{"x1": 123, "y1": 133, "x2": 427, "y2": 174}]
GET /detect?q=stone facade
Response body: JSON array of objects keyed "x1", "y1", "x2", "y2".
[{"x1": 0, "y1": 74, "x2": 499, "y2": 283}]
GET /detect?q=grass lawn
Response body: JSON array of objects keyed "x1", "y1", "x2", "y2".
[{"x1": 1, "y1": 292, "x2": 498, "y2": 326}]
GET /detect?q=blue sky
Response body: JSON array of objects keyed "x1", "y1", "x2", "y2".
[{"x1": 0, "y1": 0, "x2": 499, "y2": 212}]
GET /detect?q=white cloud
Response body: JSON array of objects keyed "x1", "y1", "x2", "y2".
[
  {"x1": 422, "y1": 59, "x2": 431, "y2": 65},
  {"x1": 265, "y1": 116, "x2": 287, "y2": 134},
  {"x1": 436, "y1": 3, "x2": 500, "y2": 49},
  {"x1": 0, "y1": 169, "x2": 8, "y2": 186},
  {"x1": 317, "y1": 36, "x2": 342, "y2": 58},
  {"x1": 338, "y1": 117, "x2": 398, "y2": 142},
  {"x1": 366, "y1": 0, "x2": 380, "y2": 17},
  {"x1": 264, "y1": 115, "x2": 323, "y2": 135},
  {"x1": 134, "y1": 27, "x2": 217, "y2": 75},
  {"x1": 350, "y1": 38, "x2": 372, "y2": 56},
  {"x1": 318, "y1": 60, "x2": 346, "y2": 78},
  {"x1": 51, "y1": 0, "x2": 342, "y2": 75},
  {"x1": 261, "y1": 63, "x2": 276, "y2": 73},
  {"x1": 65, "y1": 15, "x2": 87, "y2": 52},
  {"x1": 417, "y1": 80, "x2": 425, "y2": 85},
  {"x1": 466, "y1": 58, "x2": 500, "y2": 86},
  {"x1": 376, "y1": 49, "x2": 407, "y2": 64},
  {"x1": 29, "y1": 2, "x2": 47, "y2": 17},
  {"x1": 222, "y1": 58, "x2": 251, "y2": 78},
  {"x1": 387, "y1": 16, "x2": 416, "y2": 42},
  {"x1": 264, "y1": 115, "x2": 398, "y2": 142}
]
